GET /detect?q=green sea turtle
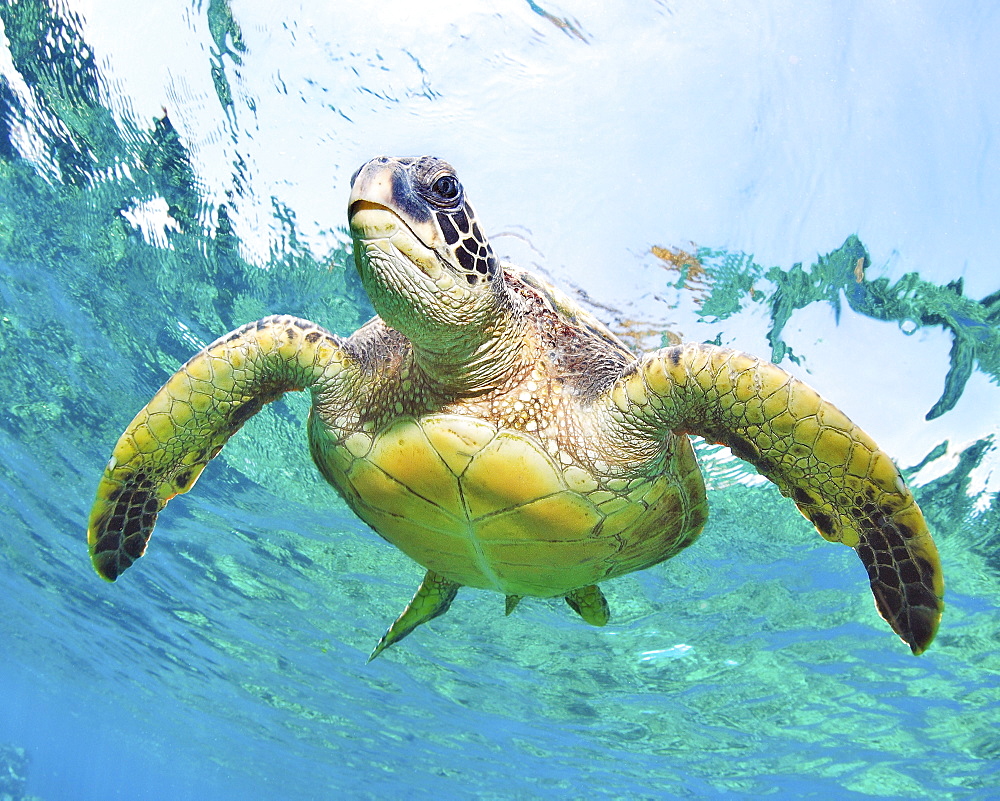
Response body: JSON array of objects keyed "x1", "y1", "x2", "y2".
[{"x1": 87, "y1": 156, "x2": 944, "y2": 659}]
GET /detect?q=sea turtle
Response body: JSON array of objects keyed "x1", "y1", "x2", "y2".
[{"x1": 87, "y1": 155, "x2": 944, "y2": 659}]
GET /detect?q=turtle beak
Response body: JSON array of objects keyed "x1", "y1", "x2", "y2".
[
  {"x1": 348, "y1": 157, "x2": 442, "y2": 250},
  {"x1": 348, "y1": 158, "x2": 447, "y2": 285},
  {"x1": 348, "y1": 158, "x2": 400, "y2": 240}
]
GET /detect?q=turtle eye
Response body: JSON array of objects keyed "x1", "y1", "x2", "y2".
[{"x1": 430, "y1": 174, "x2": 461, "y2": 203}]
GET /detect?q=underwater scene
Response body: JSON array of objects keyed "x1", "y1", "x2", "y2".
[{"x1": 1, "y1": 1, "x2": 998, "y2": 798}]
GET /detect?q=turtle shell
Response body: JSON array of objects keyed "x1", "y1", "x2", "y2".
[{"x1": 322, "y1": 413, "x2": 708, "y2": 597}]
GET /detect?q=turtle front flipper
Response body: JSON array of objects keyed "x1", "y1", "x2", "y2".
[
  {"x1": 368, "y1": 570, "x2": 460, "y2": 662},
  {"x1": 88, "y1": 316, "x2": 350, "y2": 582},
  {"x1": 607, "y1": 343, "x2": 944, "y2": 654}
]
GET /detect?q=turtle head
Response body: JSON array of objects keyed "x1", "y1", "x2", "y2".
[{"x1": 348, "y1": 156, "x2": 505, "y2": 341}]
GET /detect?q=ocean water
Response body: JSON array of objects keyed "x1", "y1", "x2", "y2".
[{"x1": 1, "y1": 1, "x2": 998, "y2": 799}]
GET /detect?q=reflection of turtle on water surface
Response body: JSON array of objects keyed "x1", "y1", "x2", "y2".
[{"x1": 87, "y1": 156, "x2": 944, "y2": 660}]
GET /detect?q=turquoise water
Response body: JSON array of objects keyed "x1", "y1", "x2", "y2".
[{"x1": 1, "y1": 1, "x2": 998, "y2": 798}]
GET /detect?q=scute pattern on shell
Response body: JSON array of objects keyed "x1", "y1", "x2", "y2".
[{"x1": 321, "y1": 413, "x2": 707, "y2": 597}]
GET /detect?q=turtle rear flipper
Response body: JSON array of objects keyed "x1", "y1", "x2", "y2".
[
  {"x1": 565, "y1": 585, "x2": 610, "y2": 626},
  {"x1": 605, "y1": 342, "x2": 944, "y2": 654},
  {"x1": 87, "y1": 316, "x2": 348, "y2": 581},
  {"x1": 368, "y1": 570, "x2": 460, "y2": 662}
]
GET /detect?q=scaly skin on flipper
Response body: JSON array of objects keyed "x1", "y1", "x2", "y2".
[
  {"x1": 608, "y1": 342, "x2": 944, "y2": 654},
  {"x1": 368, "y1": 570, "x2": 460, "y2": 662},
  {"x1": 87, "y1": 316, "x2": 348, "y2": 581}
]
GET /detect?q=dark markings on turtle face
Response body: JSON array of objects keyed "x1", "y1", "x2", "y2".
[
  {"x1": 175, "y1": 469, "x2": 192, "y2": 489},
  {"x1": 470, "y1": 251, "x2": 491, "y2": 275},
  {"x1": 452, "y1": 235, "x2": 495, "y2": 278},
  {"x1": 294, "y1": 319, "x2": 309, "y2": 329},
  {"x1": 432, "y1": 195, "x2": 500, "y2": 283},
  {"x1": 437, "y1": 212, "x2": 460, "y2": 245},
  {"x1": 305, "y1": 330, "x2": 321, "y2": 344},
  {"x1": 456, "y1": 247, "x2": 475, "y2": 273},
  {"x1": 669, "y1": 348, "x2": 681, "y2": 366},
  {"x1": 389, "y1": 171, "x2": 434, "y2": 224}
]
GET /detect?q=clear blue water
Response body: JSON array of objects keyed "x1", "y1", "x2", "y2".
[{"x1": 1, "y1": 1, "x2": 998, "y2": 798}]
